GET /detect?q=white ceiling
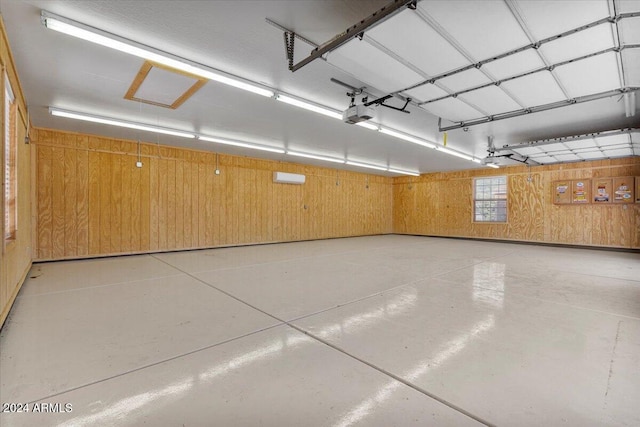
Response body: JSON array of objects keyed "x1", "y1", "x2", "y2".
[{"x1": 1, "y1": 0, "x2": 638, "y2": 175}]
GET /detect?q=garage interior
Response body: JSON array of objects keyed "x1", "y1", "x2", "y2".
[{"x1": 0, "y1": 0, "x2": 639, "y2": 425}]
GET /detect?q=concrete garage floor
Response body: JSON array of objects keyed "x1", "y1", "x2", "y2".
[{"x1": 1, "y1": 235, "x2": 639, "y2": 426}]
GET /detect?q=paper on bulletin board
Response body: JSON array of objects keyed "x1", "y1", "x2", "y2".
[
  {"x1": 553, "y1": 181, "x2": 571, "y2": 204},
  {"x1": 592, "y1": 178, "x2": 612, "y2": 203},
  {"x1": 572, "y1": 179, "x2": 590, "y2": 203},
  {"x1": 612, "y1": 177, "x2": 634, "y2": 203}
]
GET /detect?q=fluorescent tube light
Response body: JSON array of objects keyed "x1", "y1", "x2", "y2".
[
  {"x1": 49, "y1": 107, "x2": 195, "y2": 138},
  {"x1": 387, "y1": 168, "x2": 420, "y2": 176},
  {"x1": 379, "y1": 127, "x2": 436, "y2": 149},
  {"x1": 276, "y1": 95, "x2": 343, "y2": 120},
  {"x1": 41, "y1": 11, "x2": 274, "y2": 98},
  {"x1": 346, "y1": 161, "x2": 388, "y2": 171},
  {"x1": 472, "y1": 158, "x2": 482, "y2": 164},
  {"x1": 286, "y1": 151, "x2": 345, "y2": 164},
  {"x1": 198, "y1": 136, "x2": 284, "y2": 153},
  {"x1": 436, "y1": 146, "x2": 474, "y2": 161},
  {"x1": 486, "y1": 163, "x2": 500, "y2": 169},
  {"x1": 355, "y1": 122, "x2": 379, "y2": 131}
]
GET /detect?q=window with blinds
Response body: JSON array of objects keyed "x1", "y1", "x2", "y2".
[
  {"x1": 473, "y1": 176, "x2": 507, "y2": 223},
  {"x1": 4, "y1": 75, "x2": 17, "y2": 241}
]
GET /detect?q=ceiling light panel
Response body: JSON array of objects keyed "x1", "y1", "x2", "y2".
[
  {"x1": 619, "y1": 16, "x2": 640, "y2": 44},
  {"x1": 42, "y1": 12, "x2": 274, "y2": 98},
  {"x1": 438, "y1": 68, "x2": 492, "y2": 93},
  {"x1": 276, "y1": 95, "x2": 342, "y2": 120},
  {"x1": 198, "y1": 136, "x2": 285, "y2": 153},
  {"x1": 366, "y1": 9, "x2": 470, "y2": 77},
  {"x1": 379, "y1": 127, "x2": 436, "y2": 148},
  {"x1": 539, "y1": 23, "x2": 615, "y2": 64},
  {"x1": 327, "y1": 38, "x2": 424, "y2": 94},
  {"x1": 481, "y1": 50, "x2": 546, "y2": 81},
  {"x1": 500, "y1": 71, "x2": 566, "y2": 107},
  {"x1": 286, "y1": 151, "x2": 345, "y2": 164},
  {"x1": 49, "y1": 107, "x2": 195, "y2": 138},
  {"x1": 418, "y1": 0, "x2": 530, "y2": 59},
  {"x1": 458, "y1": 85, "x2": 522, "y2": 115},
  {"x1": 513, "y1": 0, "x2": 610, "y2": 40},
  {"x1": 622, "y1": 49, "x2": 640, "y2": 86},
  {"x1": 403, "y1": 83, "x2": 449, "y2": 103},
  {"x1": 421, "y1": 97, "x2": 483, "y2": 122},
  {"x1": 346, "y1": 161, "x2": 387, "y2": 171}
]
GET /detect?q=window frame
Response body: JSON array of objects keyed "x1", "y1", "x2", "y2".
[
  {"x1": 473, "y1": 176, "x2": 508, "y2": 223},
  {"x1": 4, "y1": 73, "x2": 17, "y2": 242}
]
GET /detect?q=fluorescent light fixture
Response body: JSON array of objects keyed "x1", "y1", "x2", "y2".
[
  {"x1": 379, "y1": 127, "x2": 436, "y2": 149},
  {"x1": 346, "y1": 161, "x2": 388, "y2": 171},
  {"x1": 49, "y1": 107, "x2": 195, "y2": 138},
  {"x1": 387, "y1": 168, "x2": 420, "y2": 176},
  {"x1": 472, "y1": 158, "x2": 482, "y2": 164},
  {"x1": 41, "y1": 11, "x2": 274, "y2": 98},
  {"x1": 286, "y1": 151, "x2": 345, "y2": 164},
  {"x1": 486, "y1": 163, "x2": 500, "y2": 169},
  {"x1": 355, "y1": 122, "x2": 379, "y2": 131},
  {"x1": 436, "y1": 146, "x2": 474, "y2": 161},
  {"x1": 198, "y1": 136, "x2": 284, "y2": 153},
  {"x1": 276, "y1": 95, "x2": 343, "y2": 120}
]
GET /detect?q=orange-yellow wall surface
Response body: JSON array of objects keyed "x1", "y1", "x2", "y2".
[
  {"x1": 32, "y1": 128, "x2": 393, "y2": 260},
  {"x1": 393, "y1": 158, "x2": 640, "y2": 248}
]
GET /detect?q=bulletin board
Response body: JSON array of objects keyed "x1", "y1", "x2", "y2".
[
  {"x1": 612, "y1": 177, "x2": 634, "y2": 203},
  {"x1": 571, "y1": 179, "x2": 590, "y2": 204},
  {"x1": 553, "y1": 181, "x2": 571, "y2": 204},
  {"x1": 592, "y1": 178, "x2": 612, "y2": 203}
]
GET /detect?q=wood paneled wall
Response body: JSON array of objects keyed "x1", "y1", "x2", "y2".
[
  {"x1": 32, "y1": 128, "x2": 393, "y2": 260},
  {"x1": 393, "y1": 158, "x2": 640, "y2": 248},
  {"x1": 1, "y1": 16, "x2": 32, "y2": 329}
]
